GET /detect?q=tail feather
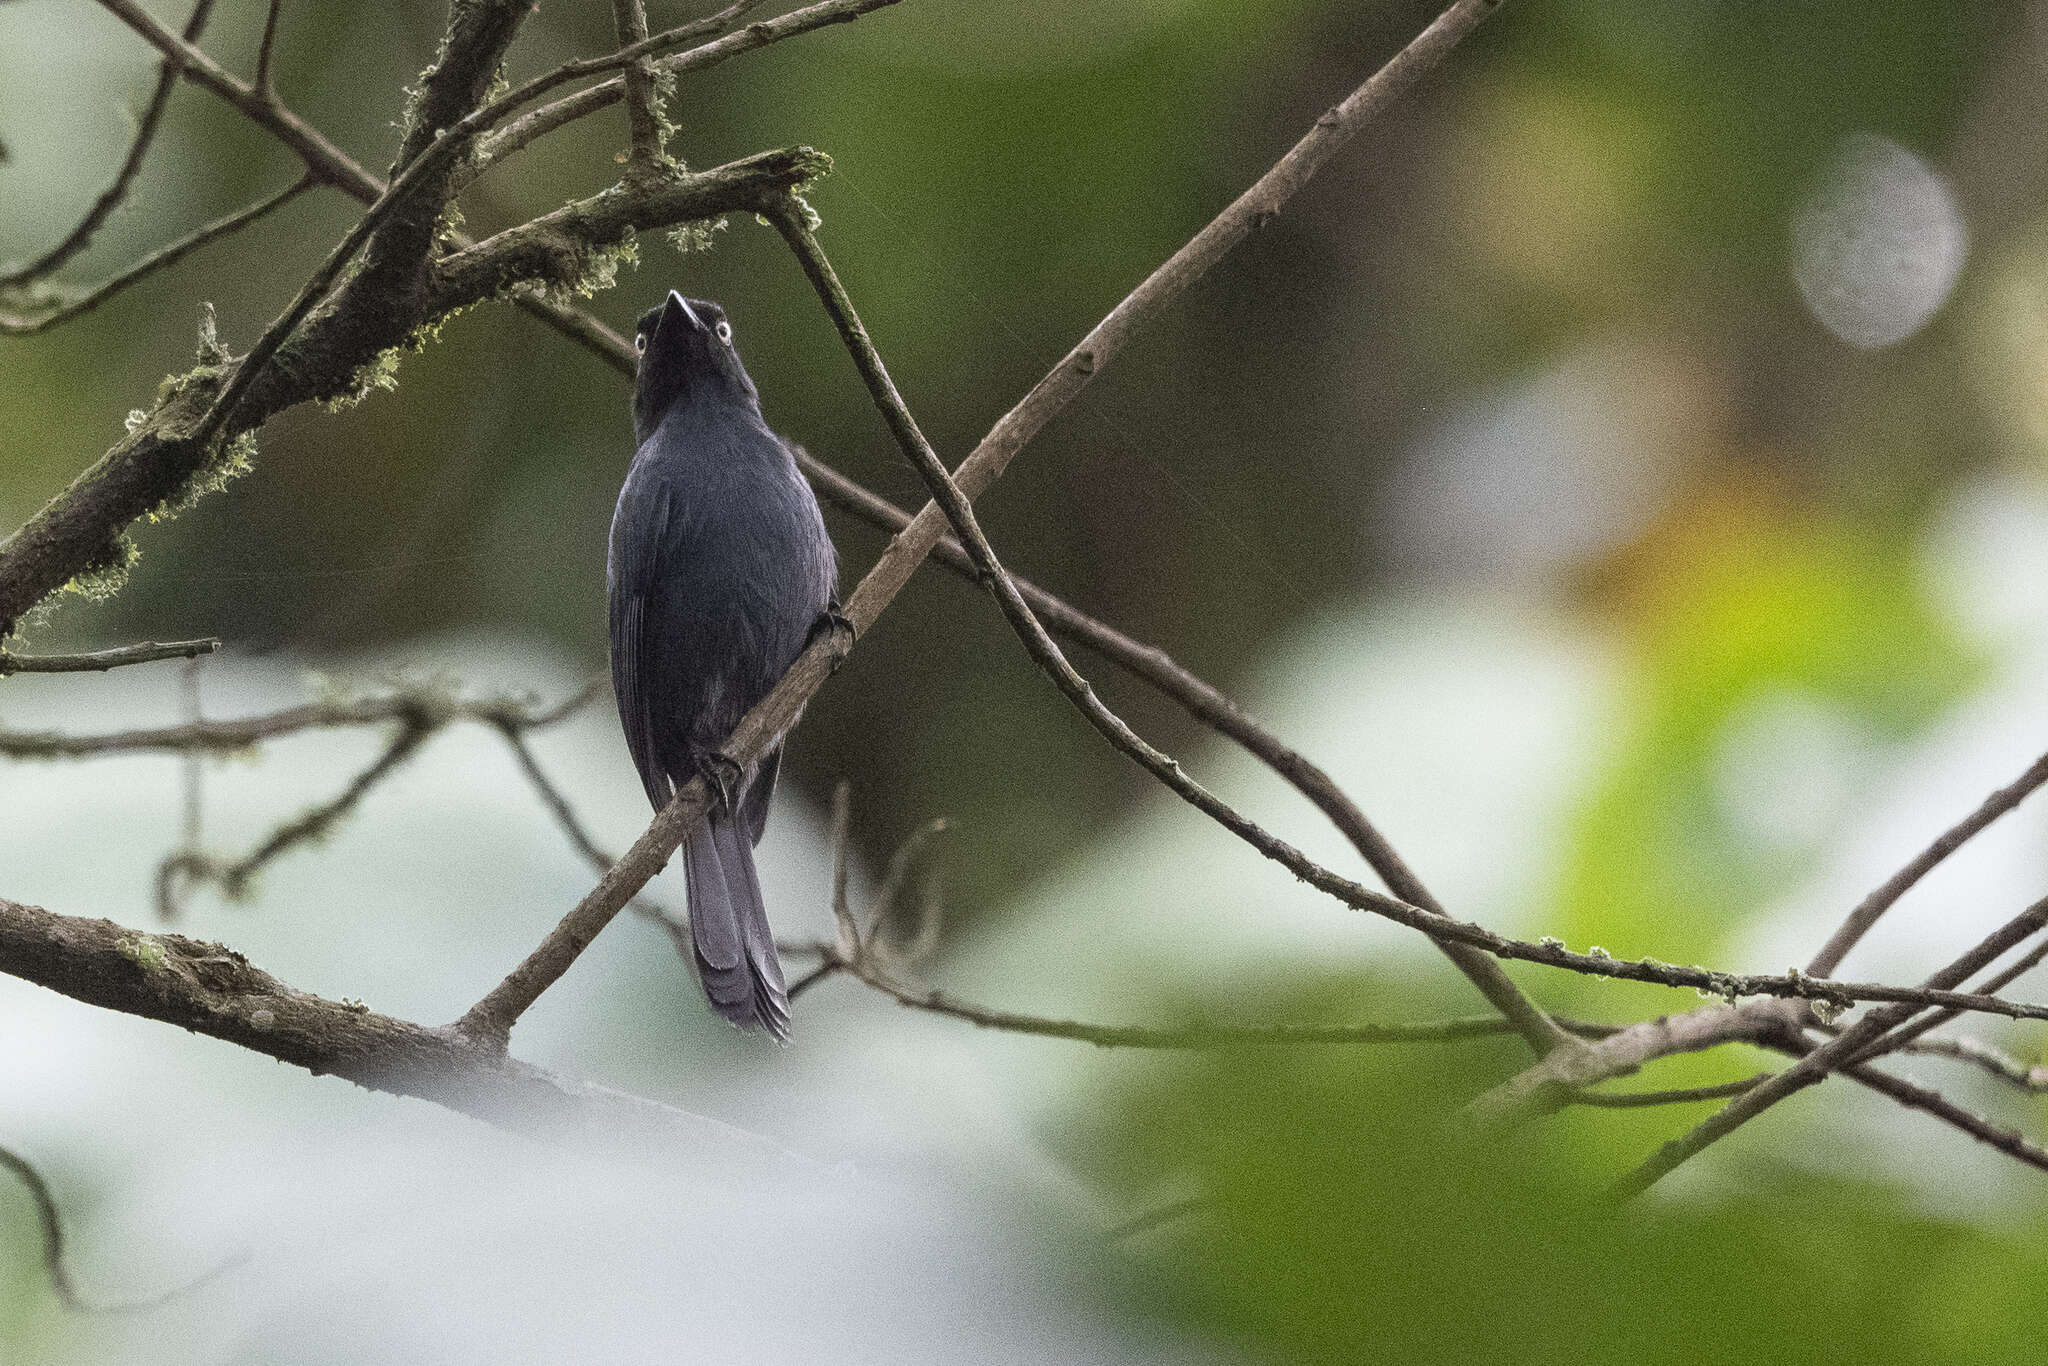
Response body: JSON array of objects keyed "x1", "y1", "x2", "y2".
[{"x1": 682, "y1": 812, "x2": 791, "y2": 1041}]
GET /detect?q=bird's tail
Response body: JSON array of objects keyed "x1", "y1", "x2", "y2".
[{"x1": 682, "y1": 811, "x2": 791, "y2": 1041}]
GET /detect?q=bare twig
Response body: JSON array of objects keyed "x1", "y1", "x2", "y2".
[
  {"x1": 1567, "y1": 1075, "x2": 1771, "y2": 1108},
  {"x1": 0, "y1": 681, "x2": 594, "y2": 759},
  {"x1": 253, "y1": 0, "x2": 286, "y2": 100},
  {"x1": 1614, "y1": 895, "x2": 2048, "y2": 1200},
  {"x1": 1885, "y1": 1034, "x2": 2048, "y2": 1093},
  {"x1": 0, "y1": 0, "x2": 215, "y2": 289},
  {"x1": 160, "y1": 715, "x2": 432, "y2": 913},
  {"x1": 0, "y1": 637, "x2": 220, "y2": 675},
  {"x1": 1833, "y1": 1061, "x2": 2048, "y2": 1175},
  {"x1": 492, "y1": 720, "x2": 695, "y2": 955},
  {"x1": 831, "y1": 963, "x2": 1552, "y2": 1049},
  {"x1": 1, "y1": 177, "x2": 314, "y2": 337},
  {"x1": 828, "y1": 779, "x2": 858, "y2": 958},
  {"x1": 610, "y1": 0, "x2": 664, "y2": 171},
  {"x1": 1850, "y1": 933, "x2": 2048, "y2": 1067},
  {"x1": 0, "y1": 1139, "x2": 241, "y2": 1313},
  {"x1": 470, "y1": 0, "x2": 887, "y2": 178},
  {"x1": 1808, "y1": 750, "x2": 2048, "y2": 978}
]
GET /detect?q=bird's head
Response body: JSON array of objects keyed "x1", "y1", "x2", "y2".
[{"x1": 631, "y1": 290, "x2": 758, "y2": 441}]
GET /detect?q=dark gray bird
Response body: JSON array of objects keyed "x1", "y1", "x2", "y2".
[{"x1": 608, "y1": 291, "x2": 838, "y2": 1040}]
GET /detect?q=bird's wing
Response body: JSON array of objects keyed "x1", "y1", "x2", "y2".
[{"x1": 609, "y1": 474, "x2": 674, "y2": 810}]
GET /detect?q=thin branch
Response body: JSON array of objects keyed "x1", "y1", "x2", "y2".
[
  {"x1": 0, "y1": 1140, "x2": 241, "y2": 1313},
  {"x1": 0, "y1": 636, "x2": 219, "y2": 676},
  {"x1": 1850, "y1": 934, "x2": 2048, "y2": 1067},
  {"x1": 1885, "y1": 1034, "x2": 2048, "y2": 1093},
  {"x1": 1, "y1": 177, "x2": 314, "y2": 337},
  {"x1": 0, "y1": 0, "x2": 215, "y2": 289},
  {"x1": 1764, "y1": 1030, "x2": 2048, "y2": 1176},
  {"x1": 493, "y1": 720, "x2": 691, "y2": 949},
  {"x1": 1567, "y1": 1075, "x2": 1771, "y2": 1109},
  {"x1": 253, "y1": 0, "x2": 286, "y2": 100},
  {"x1": 0, "y1": 681, "x2": 594, "y2": 759},
  {"x1": 470, "y1": 0, "x2": 887, "y2": 178},
  {"x1": 1808, "y1": 750, "x2": 2048, "y2": 977},
  {"x1": 785, "y1": 958, "x2": 841, "y2": 1001},
  {"x1": 610, "y1": 0, "x2": 665, "y2": 171},
  {"x1": 843, "y1": 969, "x2": 1550, "y2": 1049},
  {"x1": 1614, "y1": 895, "x2": 2048, "y2": 1200},
  {"x1": 1834, "y1": 1061, "x2": 2048, "y2": 1175},
  {"x1": 161, "y1": 715, "x2": 431, "y2": 911}
]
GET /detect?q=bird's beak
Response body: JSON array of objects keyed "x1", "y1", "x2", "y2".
[{"x1": 665, "y1": 290, "x2": 705, "y2": 333}]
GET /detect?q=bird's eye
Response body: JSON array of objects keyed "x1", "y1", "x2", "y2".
[
  {"x1": 714, "y1": 320, "x2": 733, "y2": 344},
  {"x1": 633, "y1": 332, "x2": 647, "y2": 354}
]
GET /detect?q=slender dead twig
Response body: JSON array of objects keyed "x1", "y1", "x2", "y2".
[
  {"x1": 0, "y1": 1140, "x2": 241, "y2": 1313},
  {"x1": 1614, "y1": 895, "x2": 2048, "y2": 1200},
  {"x1": 610, "y1": 0, "x2": 665, "y2": 172},
  {"x1": 2, "y1": 177, "x2": 313, "y2": 337},
  {"x1": 832, "y1": 967, "x2": 1548, "y2": 1049},
  {"x1": 0, "y1": 0, "x2": 216, "y2": 289},
  {"x1": 1567, "y1": 1075, "x2": 1771, "y2": 1109},
  {"x1": 0, "y1": 681, "x2": 594, "y2": 759},
  {"x1": 1885, "y1": 1034, "x2": 2048, "y2": 1093},
  {"x1": 160, "y1": 716, "x2": 432, "y2": 912},
  {"x1": 469, "y1": 0, "x2": 884, "y2": 179},
  {"x1": 492, "y1": 720, "x2": 691, "y2": 951},
  {"x1": 0, "y1": 637, "x2": 220, "y2": 675},
  {"x1": 1834, "y1": 1061, "x2": 2048, "y2": 1175},
  {"x1": 253, "y1": 0, "x2": 286, "y2": 100},
  {"x1": 1851, "y1": 933, "x2": 2048, "y2": 1067},
  {"x1": 1808, "y1": 750, "x2": 2048, "y2": 978}
]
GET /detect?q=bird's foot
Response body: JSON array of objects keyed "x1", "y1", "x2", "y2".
[
  {"x1": 808, "y1": 598, "x2": 856, "y2": 668},
  {"x1": 693, "y1": 749, "x2": 746, "y2": 813}
]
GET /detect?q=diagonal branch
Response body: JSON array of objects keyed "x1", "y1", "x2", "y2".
[
  {"x1": 1614, "y1": 894, "x2": 2048, "y2": 1200},
  {"x1": 768, "y1": 199, "x2": 1580, "y2": 1061},
  {"x1": 1807, "y1": 749, "x2": 2048, "y2": 978},
  {"x1": 1, "y1": 177, "x2": 314, "y2": 337}
]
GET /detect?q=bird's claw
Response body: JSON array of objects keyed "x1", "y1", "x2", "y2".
[
  {"x1": 807, "y1": 598, "x2": 856, "y2": 671},
  {"x1": 694, "y1": 750, "x2": 746, "y2": 813}
]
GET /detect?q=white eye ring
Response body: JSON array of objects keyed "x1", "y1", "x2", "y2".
[
  {"x1": 714, "y1": 320, "x2": 732, "y2": 344},
  {"x1": 633, "y1": 332, "x2": 647, "y2": 354}
]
